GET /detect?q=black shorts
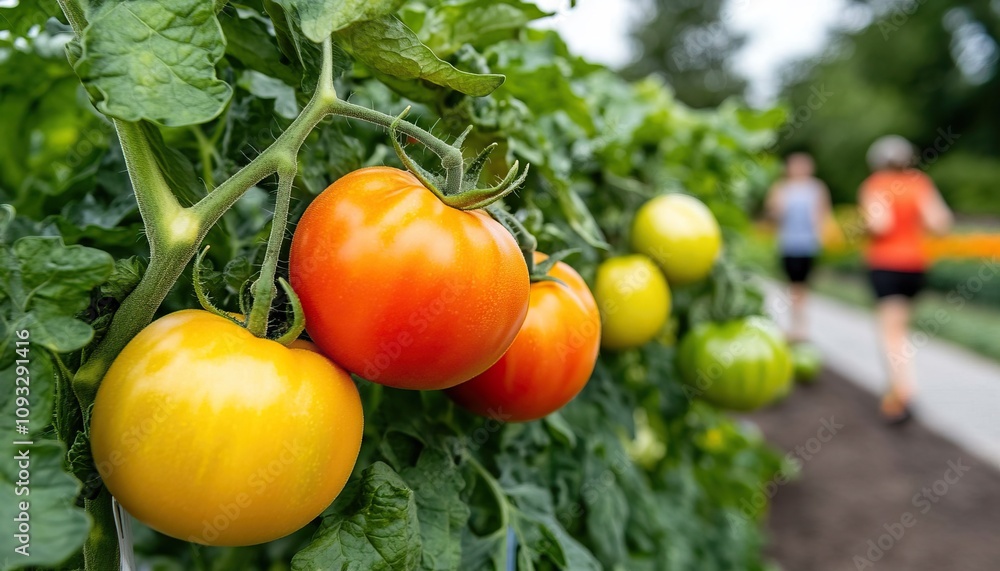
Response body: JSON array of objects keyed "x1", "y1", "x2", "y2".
[
  {"x1": 869, "y1": 270, "x2": 925, "y2": 299},
  {"x1": 782, "y1": 256, "x2": 815, "y2": 284}
]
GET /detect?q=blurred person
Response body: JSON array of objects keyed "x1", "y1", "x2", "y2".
[
  {"x1": 860, "y1": 135, "x2": 953, "y2": 424},
  {"x1": 766, "y1": 152, "x2": 833, "y2": 342}
]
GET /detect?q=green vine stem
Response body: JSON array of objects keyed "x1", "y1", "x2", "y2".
[
  {"x1": 246, "y1": 166, "x2": 296, "y2": 337},
  {"x1": 330, "y1": 99, "x2": 465, "y2": 194},
  {"x1": 82, "y1": 488, "x2": 119, "y2": 571}
]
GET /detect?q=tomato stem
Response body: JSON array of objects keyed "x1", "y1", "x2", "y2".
[
  {"x1": 330, "y1": 99, "x2": 466, "y2": 194},
  {"x1": 246, "y1": 165, "x2": 296, "y2": 337},
  {"x1": 82, "y1": 488, "x2": 120, "y2": 571}
]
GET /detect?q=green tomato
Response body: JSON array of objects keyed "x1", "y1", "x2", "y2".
[
  {"x1": 792, "y1": 343, "x2": 824, "y2": 383},
  {"x1": 677, "y1": 317, "x2": 793, "y2": 411},
  {"x1": 631, "y1": 194, "x2": 722, "y2": 285},
  {"x1": 593, "y1": 255, "x2": 671, "y2": 350}
]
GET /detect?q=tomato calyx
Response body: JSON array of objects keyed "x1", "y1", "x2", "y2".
[
  {"x1": 528, "y1": 248, "x2": 579, "y2": 285},
  {"x1": 389, "y1": 107, "x2": 529, "y2": 211},
  {"x1": 192, "y1": 246, "x2": 306, "y2": 345}
]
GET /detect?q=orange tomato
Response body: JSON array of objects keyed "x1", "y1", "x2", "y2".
[{"x1": 446, "y1": 254, "x2": 601, "y2": 422}]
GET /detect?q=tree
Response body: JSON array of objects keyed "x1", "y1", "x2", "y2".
[{"x1": 627, "y1": 0, "x2": 747, "y2": 108}]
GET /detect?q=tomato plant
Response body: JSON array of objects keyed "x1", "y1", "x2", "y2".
[
  {"x1": 446, "y1": 253, "x2": 600, "y2": 421},
  {"x1": 0, "y1": 1, "x2": 790, "y2": 569},
  {"x1": 91, "y1": 310, "x2": 364, "y2": 546},
  {"x1": 632, "y1": 194, "x2": 723, "y2": 285},
  {"x1": 290, "y1": 167, "x2": 529, "y2": 390},
  {"x1": 593, "y1": 255, "x2": 671, "y2": 350},
  {"x1": 677, "y1": 317, "x2": 794, "y2": 411}
]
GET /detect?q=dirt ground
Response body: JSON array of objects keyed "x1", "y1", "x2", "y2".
[{"x1": 746, "y1": 369, "x2": 1000, "y2": 571}]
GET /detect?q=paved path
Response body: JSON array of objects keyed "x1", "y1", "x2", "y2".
[
  {"x1": 748, "y1": 369, "x2": 1000, "y2": 571},
  {"x1": 764, "y1": 282, "x2": 1000, "y2": 470}
]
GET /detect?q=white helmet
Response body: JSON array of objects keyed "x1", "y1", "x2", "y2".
[{"x1": 867, "y1": 135, "x2": 915, "y2": 170}]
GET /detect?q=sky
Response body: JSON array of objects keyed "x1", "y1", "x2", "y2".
[{"x1": 533, "y1": 0, "x2": 860, "y2": 105}]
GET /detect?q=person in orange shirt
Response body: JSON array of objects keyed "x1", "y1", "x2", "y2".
[{"x1": 859, "y1": 136, "x2": 953, "y2": 424}]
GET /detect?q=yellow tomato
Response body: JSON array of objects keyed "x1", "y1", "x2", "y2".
[
  {"x1": 90, "y1": 310, "x2": 363, "y2": 546},
  {"x1": 631, "y1": 194, "x2": 722, "y2": 285},
  {"x1": 593, "y1": 255, "x2": 671, "y2": 350}
]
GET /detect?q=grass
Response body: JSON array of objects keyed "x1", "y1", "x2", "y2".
[{"x1": 811, "y1": 269, "x2": 1000, "y2": 363}]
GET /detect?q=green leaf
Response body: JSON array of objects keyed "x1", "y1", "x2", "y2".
[
  {"x1": 414, "y1": 0, "x2": 550, "y2": 59},
  {"x1": 505, "y1": 484, "x2": 602, "y2": 571},
  {"x1": 292, "y1": 462, "x2": 422, "y2": 571},
  {"x1": 582, "y1": 455, "x2": 629, "y2": 566},
  {"x1": 401, "y1": 449, "x2": 470, "y2": 571},
  {"x1": 275, "y1": 0, "x2": 406, "y2": 43},
  {"x1": 101, "y1": 256, "x2": 146, "y2": 302},
  {"x1": 338, "y1": 16, "x2": 505, "y2": 97},
  {"x1": 139, "y1": 122, "x2": 204, "y2": 204},
  {"x1": 73, "y1": 0, "x2": 233, "y2": 126},
  {"x1": 0, "y1": 440, "x2": 90, "y2": 570},
  {"x1": 238, "y1": 71, "x2": 299, "y2": 120},
  {"x1": 218, "y1": 7, "x2": 300, "y2": 85},
  {"x1": 260, "y1": 0, "x2": 354, "y2": 93},
  {"x1": 0, "y1": 236, "x2": 114, "y2": 358},
  {"x1": 542, "y1": 411, "x2": 577, "y2": 448},
  {"x1": 0, "y1": 45, "x2": 110, "y2": 209},
  {"x1": 57, "y1": 191, "x2": 138, "y2": 239},
  {"x1": 552, "y1": 181, "x2": 610, "y2": 250}
]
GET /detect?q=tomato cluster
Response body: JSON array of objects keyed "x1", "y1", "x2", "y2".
[
  {"x1": 593, "y1": 193, "x2": 722, "y2": 350},
  {"x1": 91, "y1": 168, "x2": 604, "y2": 546},
  {"x1": 594, "y1": 193, "x2": 793, "y2": 412},
  {"x1": 91, "y1": 170, "x2": 793, "y2": 548}
]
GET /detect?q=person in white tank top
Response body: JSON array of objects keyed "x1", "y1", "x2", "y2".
[{"x1": 765, "y1": 153, "x2": 834, "y2": 342}]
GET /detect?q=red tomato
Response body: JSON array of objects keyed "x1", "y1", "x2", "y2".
[
  {"x1": 289, "y1": 167, "x2": 530, "y2": 390},
  {"x1": 446, "y1": 253, "x2": 601, "y2": 422}
]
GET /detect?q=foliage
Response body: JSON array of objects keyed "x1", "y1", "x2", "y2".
[
  {"x1": 626, "y1": 0, "x2": 748, "y2": 109},
  {"x1": 0, "y1": 0, "x2": 787, "y2": 569}
]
